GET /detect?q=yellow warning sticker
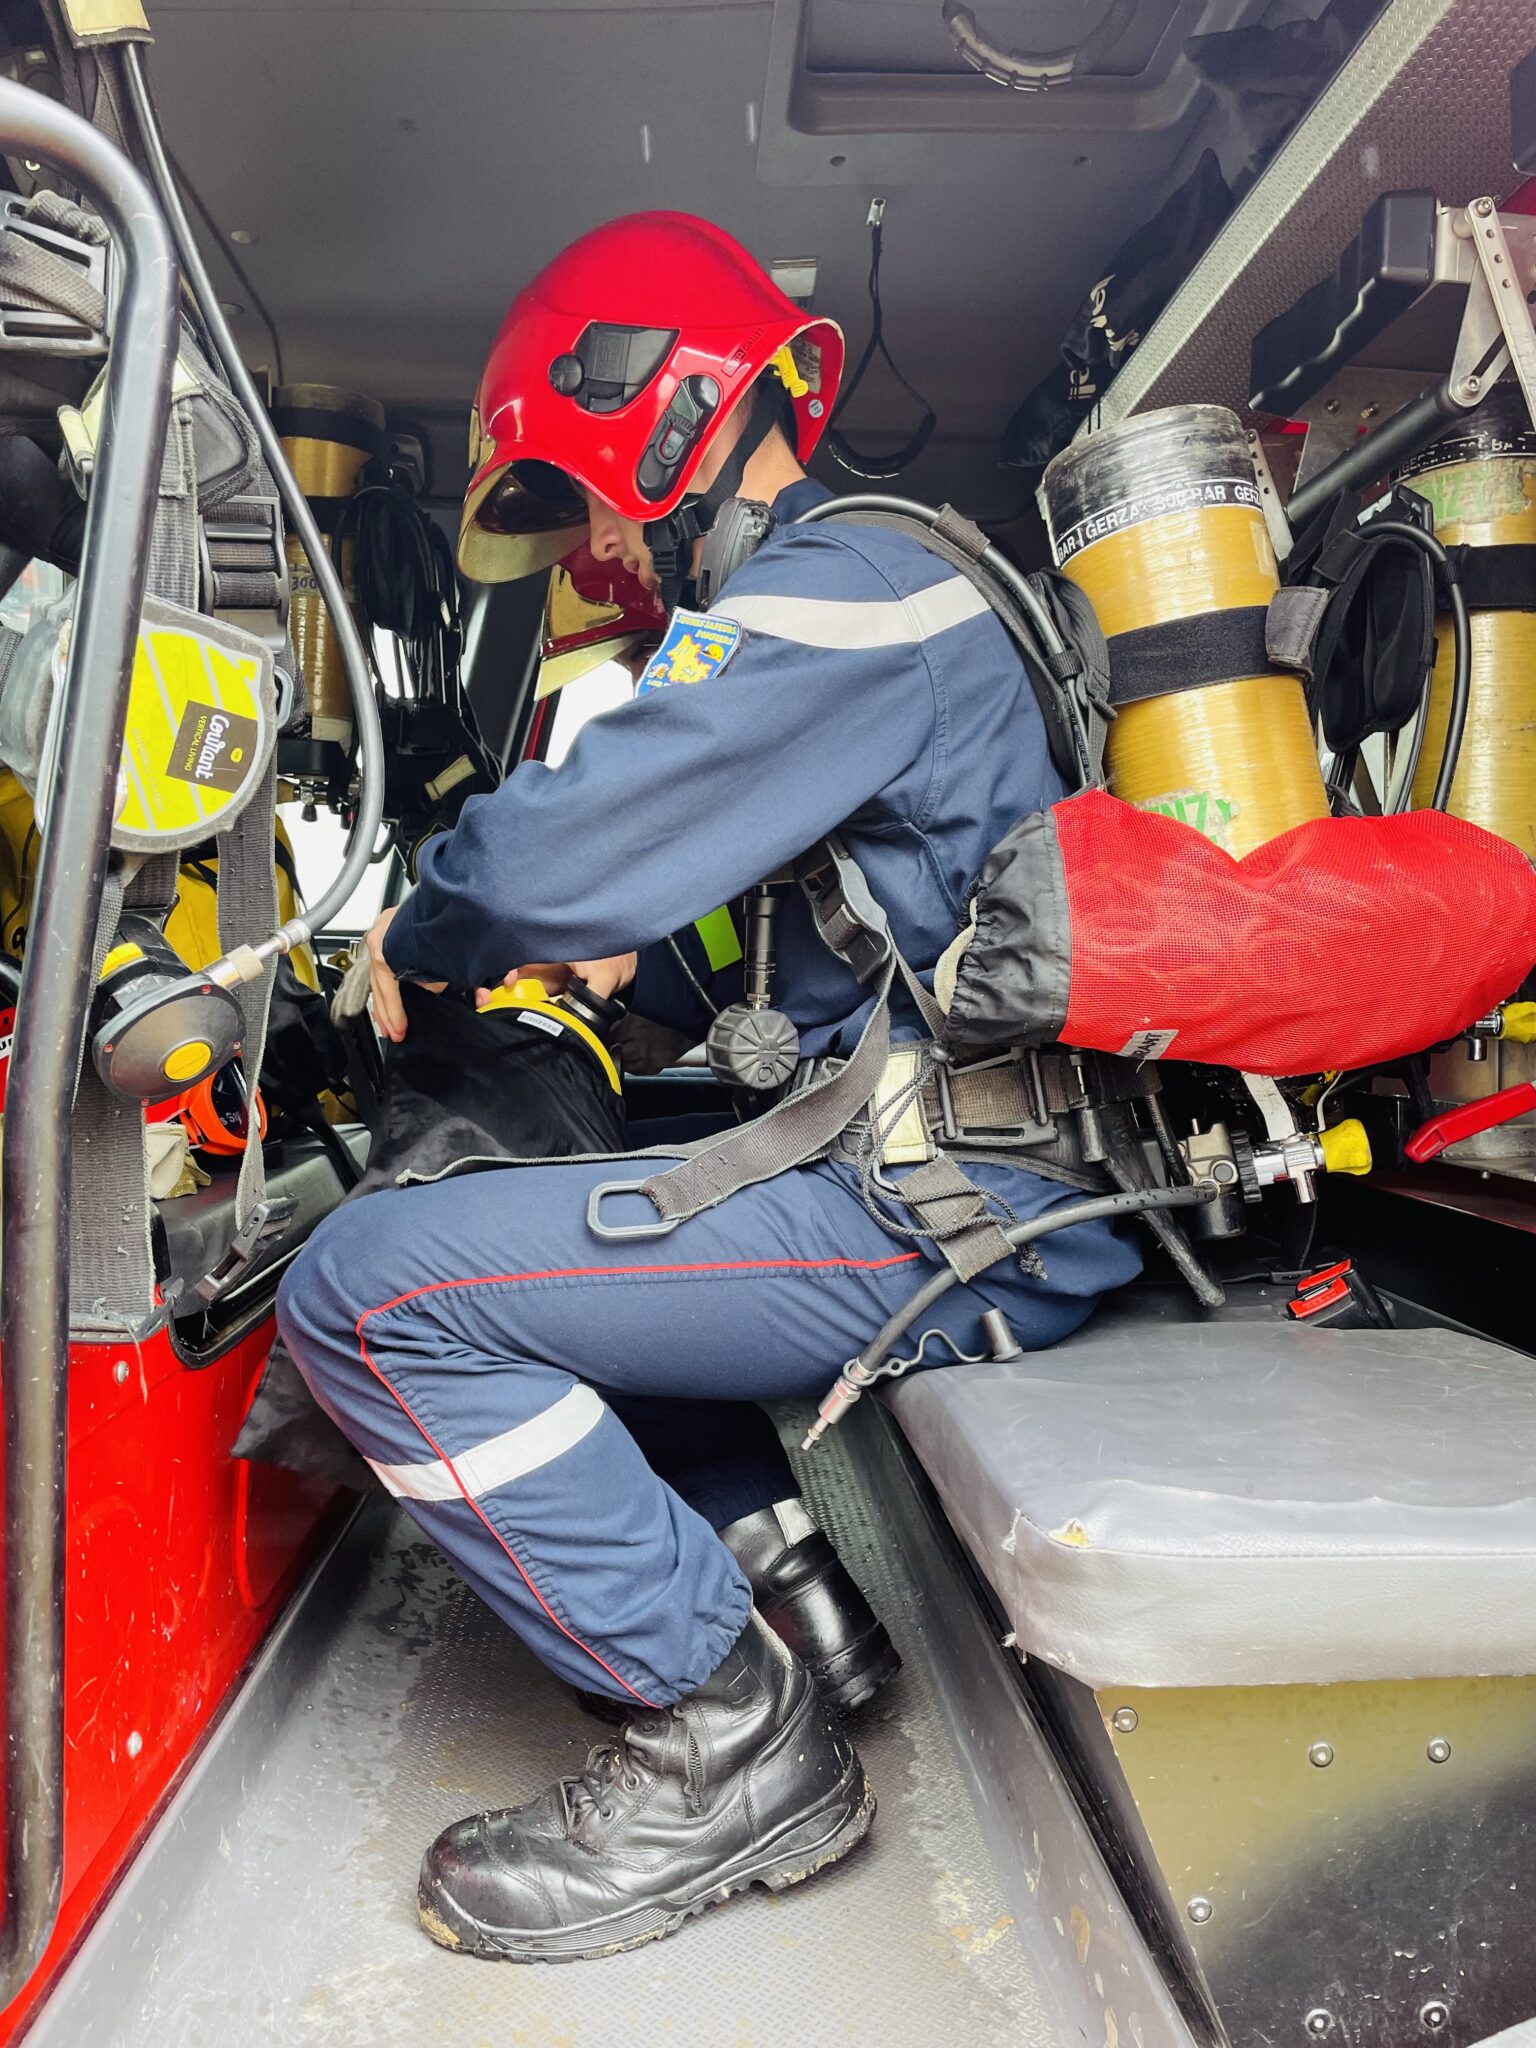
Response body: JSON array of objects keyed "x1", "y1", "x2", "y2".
[{"x1": 102, "y1": 601, "x2": 273, "y2": 852}]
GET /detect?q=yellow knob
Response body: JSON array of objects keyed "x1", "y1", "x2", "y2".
[
  {"x1": 99, "y1": 942, "x2": 145, "y2": 979},
  {"x1": 477, "y1": 977, "x2": 558, "y2": 1013},
  {"x1": 1319, "y1": 1118, "x2": 1372, "y2": 1178},
  {"x1": 1500, "y1": 1002, "x2": 1536, "y2": 1045},
  {"x1": 162, "y1": 1039, "x2": 213, "y2": 1083}
]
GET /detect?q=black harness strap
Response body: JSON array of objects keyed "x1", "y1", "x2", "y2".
[
  {"x1": 1445, "y1": 543, "x2": 1536, "y2": 613},
  {"x1": 1104, "y1": 606, "x2": 1272, "y2": 706},
  {"x1": 818, "y1": 505, "x2": 1093, "y2": 790}
]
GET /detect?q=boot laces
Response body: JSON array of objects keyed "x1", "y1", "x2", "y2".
[{"x1": 565, "y1": 1735, "x2": 651, "y2": 1826}]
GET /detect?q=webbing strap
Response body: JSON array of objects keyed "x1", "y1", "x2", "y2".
[
  {"x1": 637, "y1": 957, "x2": 898, "y2": 1222},
  {"x1": 67, "y1": 324, "x2": 281, "y2": 1327},
  {"x1": 220, "y1": 779, "x2": 278, "y2": 1230},
  {"x1": 1265, "y1": 584, "x2": 1332, "y2": 678},
  {"x1": 67, "y1": 863, "x2": 156, "y2": 1338},
  {"x1": 893, "y1": 1154, "x2": 1015, "y2": 1281},
  {"x1": 1445, "y1": 543, "x2": 1536, "y2": 613},
  {"x1": 0, "y1": 190, "x2": 108, "y2": 332},
  {"x1": 1105, "y1": 606, "x2": 1272, "y2": 706}
]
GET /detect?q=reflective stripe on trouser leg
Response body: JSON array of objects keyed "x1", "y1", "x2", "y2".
[
  {"x1": 275, "y1": 1151, "x2": 1134, "y2": 1706},
  {"x1": 277, "y1": 1233, "x2": 753, "y2": 1707}
]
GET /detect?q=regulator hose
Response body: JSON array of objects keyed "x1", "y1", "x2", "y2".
[
  {"x1": 856, "y1": 1183, "x2": 1215, "y2": 1379},
  {"x1": 800, "y1": 1184, "x2": 1216, "y2": 1449}
]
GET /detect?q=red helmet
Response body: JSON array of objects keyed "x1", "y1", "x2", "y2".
[{"x1": 458, "y1": 212, "x2": 844, "y2": 583}]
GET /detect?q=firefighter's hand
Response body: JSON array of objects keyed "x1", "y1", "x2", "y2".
[
  {"x1": 365, "y1": 906, "x2": 446, "y2": 1044},
  {"x1": 478, "y1": 954, "x2": 638, "y2": 1004}
]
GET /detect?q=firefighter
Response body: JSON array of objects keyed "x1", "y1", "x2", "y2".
[
  {"x1": 276, "y1": 211, "x2": 1141, "y2": 1964},
  {"x1": 529, "y1": 547, "x2": 905, "y2": 1727}
]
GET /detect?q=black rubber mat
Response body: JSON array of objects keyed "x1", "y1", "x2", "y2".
[{"x1": 83, "y1": 1413, "x2": 1056, "y2": 2047}]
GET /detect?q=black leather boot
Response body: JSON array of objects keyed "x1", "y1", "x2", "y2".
[
  {"x1": 577, "y1": 1499, "x2": 899, "y2": 1724},
  {"x1": 722, "y1": 1501, "x2": 901, "y2": 1715},
  {"x1": 418, "y1": 1611, "x2": 874, "y2": 1962}
]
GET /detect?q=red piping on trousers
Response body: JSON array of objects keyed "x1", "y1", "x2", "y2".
[{"x1": 355, "y1": 1249, "x2": 922, "y2": 1707}]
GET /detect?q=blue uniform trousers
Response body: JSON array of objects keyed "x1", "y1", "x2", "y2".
[{"x1": 277, "y1": 1153, "x2": 1135, "y2": 1708}]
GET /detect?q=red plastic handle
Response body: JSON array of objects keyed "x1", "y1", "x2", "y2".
[{"x1": 1404, "y1": 1082, "x2": 1536, "y2": 1163}]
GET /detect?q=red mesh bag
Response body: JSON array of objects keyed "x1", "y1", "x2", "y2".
[{"x1": 942, "y1": 790, "x2": 1536, "y2": 1077}]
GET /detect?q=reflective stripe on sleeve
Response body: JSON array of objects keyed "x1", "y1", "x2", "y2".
[
  {"x1": 366, "y1": 1382, "x2": 605, "y2": 1503},
  {"x1": 711, "y1": 574, "x2": 990, "y2": 651}
]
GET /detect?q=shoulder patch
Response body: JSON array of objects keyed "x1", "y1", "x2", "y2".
[{"x1": 636, "y1": 609, "x2": 742, "y2": 695}]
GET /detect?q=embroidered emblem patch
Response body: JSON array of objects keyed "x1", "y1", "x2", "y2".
[{"x1": 636, "y1": 609, "x2": 742, "y2": 694}]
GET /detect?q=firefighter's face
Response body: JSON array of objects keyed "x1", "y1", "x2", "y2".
[{"x1": 581, "y1": 488, "x2": 659, "y2": 592}]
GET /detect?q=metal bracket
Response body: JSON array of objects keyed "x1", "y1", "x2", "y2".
[
  {"x1": 1457, "y1": 198, "x2": 1536, "y2": 421},
  {"x1": 1288, "y1": 200, "x2": 1536, "y2": 495},
  {"x1": 1246, "y1": 428, "x2": 1294, "y2": 564}
]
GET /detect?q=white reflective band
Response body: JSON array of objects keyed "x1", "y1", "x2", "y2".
[
  {"x1": 712, "y1": 575, "x2": 990, "y2": 651},
  {"x1": 367, "y1": 1383, "x2": 605, "y2": 1504}
]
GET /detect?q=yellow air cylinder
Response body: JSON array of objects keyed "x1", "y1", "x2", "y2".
[
  {"x1": 1400, "y1": 388, "x2": 1536, "y2": 1167},
  {"x1": 272, "y1": 383, "x2": 386, "y2": 748},
  {"x1": 1405, "y1": 387, "x2": 1536, "y2": 846},
  {"x1": 1042, "y1": 404, "x2": 1328, "y2": 858}
]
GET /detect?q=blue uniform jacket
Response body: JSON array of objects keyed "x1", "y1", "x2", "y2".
[{"x1": 385, "y1": 477, "x2": 1064, "y2": 1060}]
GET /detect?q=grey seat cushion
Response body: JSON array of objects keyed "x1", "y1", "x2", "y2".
[{"x1": 885, "y1": 1307, "x2": 1536, "y2": 1689}]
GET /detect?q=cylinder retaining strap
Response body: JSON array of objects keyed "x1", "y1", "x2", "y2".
[
  {"x1": 1444, "y1": 544, "x2": 1536, "y2": 613},
  {"x1": 1104, "y1": 606, "x2": 1272, "y2": 707}
]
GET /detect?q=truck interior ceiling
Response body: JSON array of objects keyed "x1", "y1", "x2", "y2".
[{"x1": 2, "y1": 2, "x2": 1536, "y2": 2044}]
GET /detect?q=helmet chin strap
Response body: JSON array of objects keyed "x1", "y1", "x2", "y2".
[{"x1": 643, "y1": 383, "x2": 780, "y2": 612}]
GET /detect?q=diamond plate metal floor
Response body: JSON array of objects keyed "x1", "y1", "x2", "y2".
[{"x1": 51, "y1": 1414, "x2": 1067, "y2": 2048}]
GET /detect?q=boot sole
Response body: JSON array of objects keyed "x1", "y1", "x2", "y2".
[{"x1": 418, "y1": 1768, "x2": 876, "y2": 1963}]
